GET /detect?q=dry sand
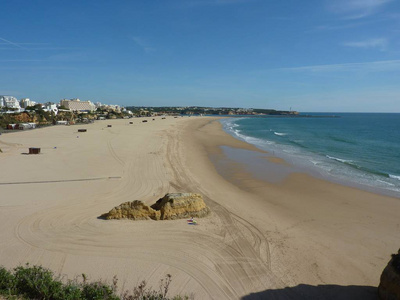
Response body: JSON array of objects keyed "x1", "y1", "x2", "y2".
[{"x1": 0, "y1": 117, "x2": 399, "y2": 299}]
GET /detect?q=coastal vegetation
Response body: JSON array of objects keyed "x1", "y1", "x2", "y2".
[{"x1": 0, "y1": 264, "x2": 188, "y2": 300}]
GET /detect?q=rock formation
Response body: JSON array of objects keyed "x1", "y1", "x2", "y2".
[
  {"x1": 378, "y1": 249, "x2": 400, "y2": 300},
  {"x1": 101, "y1": 193, "x2": 210, "y2": 221},
  {"x1": 101, "y1": 200, "x2": 160, "y2": 220},
  {"x1": 151, "y1": 193, "x2": 210, "y2": 220}
]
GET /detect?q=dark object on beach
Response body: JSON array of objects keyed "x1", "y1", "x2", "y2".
[
  {"x1": 107, "y1": 125, "x2": 112, "y2": 127},
  {"x1": 152, "y1": 119, "x2": 155, "y2": 121},
  {"x1": 174, "y1": 117, "x2": 178, "y2": 118},
  {"x1": 129, "y1": 122, "x2": 133, "y2": 124},
  {"x1": 78, "y1": 129, "x2": 87, "y2": 132},
  {"x1": 29, "y1": 148, "x2": 40, "y2": 154},
  {"x1": 162, "y1": 117, "x2": 166, "y2": 119},
  {"x1": 142, "y1": 120, "x2": 148, "y2": 123},
  {"x1": 378, "y1": 249, "x2": 400, "y2": 299}
]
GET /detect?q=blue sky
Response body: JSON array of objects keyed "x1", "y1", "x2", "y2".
[{"x1": 1, "y1": 0, "x2": 400, "y2": 112}]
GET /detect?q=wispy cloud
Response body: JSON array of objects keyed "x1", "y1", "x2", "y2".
[
  {"x1": 0, "y1": 37, "x2": 27, "y2": 49},
  {"x1": 183, "y1": 0, "x2": 255, "y2": 7},
  {"x1": 0, "y1": 66, "x2": 75, "y2": 71},
  {"x1": 313, "y1": 21, "x2": 369, "y2": 32},
  {"x1": 0, "y1": 59, "x2": 43, "y2": 62},
  {"x1": 0, "y1": 37, "x2": 78, "y2": 51},
  {"x1": 130, "y1": 36, "x2": 155, "y2": 53},
  {"x1": 343, "y1": 38, "x2": 388, "y2": 51},
  {"x1": 0, "y1": 42, "x2": 49, "y2": 46},
  {"x1": 327, "y1": 0, "x2": 394, "y2": 19},
  {"x1": 47, "y1": 52, "x2": 88, "y2": 62},
  {"x1": 203, "y1": 0, "x2": 253, "y2": 4},
  {"x1": 278, "y1": 60, "x2": 400, "y2": 73}
]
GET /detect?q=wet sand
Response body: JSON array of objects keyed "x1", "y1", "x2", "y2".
[{"x1": 0, "y1": 117, "x2": 399, "y2": 299}]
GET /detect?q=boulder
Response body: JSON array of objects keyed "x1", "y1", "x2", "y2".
[
  {"x1": 151, "y1": 193, "x2": 210, "y2": 220},
  {"x1": 101, "y1": 193, "x2": 210, "y2": 221},
  {"x1": 101, "y1": 200, "x2": 160, "y2": 220},
  {"x1": 378, "y1": 249, "x2": 400, "y2": 300}
]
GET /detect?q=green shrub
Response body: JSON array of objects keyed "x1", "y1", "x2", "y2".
[
  {"x1": 54, "y1": 282, "x2": 82, "y2": 300},
  {"x1": 0, "y1": 266, "x2": 15, "y2": 296},
  {"x1": 13, "y1": 264, "x2": 63, "y2": 299},
  {"x1": 0, "y1": 264, "x2": 190, "y2": 300},
  {"x1": 81, "y1": 281, "x2": 119, "y2": 300},
  {"x1": 0, "y1": 266, "x2": 14, "y2": 289}
]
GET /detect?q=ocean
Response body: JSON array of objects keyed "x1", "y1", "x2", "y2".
[{"x1": 221, "y1": 113, "x2": 400, "y2": 198}]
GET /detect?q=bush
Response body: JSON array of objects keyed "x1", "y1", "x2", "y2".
[
  {"x1": 13, "y1": 264, "x2": 63, "y2": 299},
  {"x1": 0, "y1": 264, "x2": 190, "y2": 300},
  {"x1": 81, "y1": 281, "x2": 118, "y2": 300},
  {"x1": 58, "y1": 282, "x2": 83, "y2": 300},
  {"x1": 0, "y1": 266, "x2": 15, "y2": 294}
]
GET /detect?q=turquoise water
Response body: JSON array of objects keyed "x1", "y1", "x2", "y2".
[{"x1": 221, "y1": 113, "x2": 400, "y2": 197}]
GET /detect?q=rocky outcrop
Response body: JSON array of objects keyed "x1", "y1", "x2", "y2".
[
  {"x1": 151, "y1": 193, "x2": 210, "y2": 220},
  {"x1": 101, "y1": 200, "x2": 160, "y2": 220},
  {"x1": 101, "y1": 193, "x2": 210, "y2": 221},
  {"x1": 13, "y1": 112, "x2": 35, "y2": 123},
  {"x1": 378, "y1": 249, "x2": 400, "y2": 300}
]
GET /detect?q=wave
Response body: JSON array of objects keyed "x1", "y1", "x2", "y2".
[
  {"x1": 326, "y1": 155, "x2": 397, "y2": 181},
  {"x1": 377, "y1": 180, "x2": 395, "y2": 186},
  {"x1": 326, "y1": 155, "x2": 354, "y2": 164},
  {"x1": 389, "y1": 174, "x2": 400, "y2": 181},
  {"x1": 220, "y1": 118, "x2": 400, "y2": 196},
  {"x1": 274, "y1": 132, "x2": 287, "y2": 136}
]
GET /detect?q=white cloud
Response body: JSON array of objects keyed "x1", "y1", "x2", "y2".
[
  {"x1": 131, "y1": 36, "x2": 155, "y2": 53},
  {"x1": 278, "y1": 60, "x2": 400, "y2": 73},
  {"x1": 327, "y1": 0, "x2": 393, "y2": 19},
  {"x1": 343, "y1": 38, "x2": 388, "y2": 51}
]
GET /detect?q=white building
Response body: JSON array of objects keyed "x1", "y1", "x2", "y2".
[
  {"x1": 43, "y1": 103, "x2": 58, "y2": 115},
  {"x1": 19, "y1": 123, "x2": 36, "y2": 130},
  {"x1": 20, "y1": 98, "x2": 36, "y2": 108},
  {"x1": 59, "y1": 99, "x2": 96, "y2": 112},
  {"x1": 0, "y1": 96, "x2": 21, "y2": 110}
]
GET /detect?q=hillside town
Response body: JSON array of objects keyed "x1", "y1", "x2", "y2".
[
  {"x1": 0, "y1": 95, "x2": 298, "y2": 130},
  {"x1": 0, "y1": 96, "x2": 134, "y2": 130}
]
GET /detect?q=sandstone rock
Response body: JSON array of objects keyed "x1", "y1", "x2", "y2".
[
  {"x1": 151, "y1": 193, "x2": 210, "y2": 220},
  {"x1": 101, "y1": 200, "x2": 160, "y2": 220},
  {"x1": 101, "y1": 193, "x2": 210, "y2": 221},
  {"x1": 378, "y1": 249, "x2": 400, "y2": 300}
]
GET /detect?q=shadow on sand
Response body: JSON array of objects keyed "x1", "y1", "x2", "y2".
[{"x1": 242, "y1": 284, "x2": 377, "y2": 300}]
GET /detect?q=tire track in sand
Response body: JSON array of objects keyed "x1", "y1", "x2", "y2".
[{"x1": 163, "y1": 125, "x2": 285, "y2": 297}]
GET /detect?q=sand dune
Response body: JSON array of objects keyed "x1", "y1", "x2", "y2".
[{"x1": 0, "y1": 117, "x2": 398, "y2": 299}]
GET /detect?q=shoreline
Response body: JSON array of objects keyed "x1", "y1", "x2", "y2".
[
  {"x1": 218, "y1": 117, "x2": 400, "y2": 200},
  {"x1": 0, "y1": 116, "x2": 398, "y2": 299},
  {"x1": 178, "y1": 117, "x2": 400, "y2": 298}
]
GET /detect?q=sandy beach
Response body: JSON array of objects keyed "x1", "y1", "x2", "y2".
[{"x1": 0, "y1": 116, "x2": 399, "y2": 299}]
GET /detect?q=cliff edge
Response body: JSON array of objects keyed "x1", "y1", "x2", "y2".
[{"x1": 378, "y1": 249, "x2": 400, "y2": 300}]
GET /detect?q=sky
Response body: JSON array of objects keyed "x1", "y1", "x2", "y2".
[{"x1": 1, "y1": 0, "x2": 400, "y2": 112}]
